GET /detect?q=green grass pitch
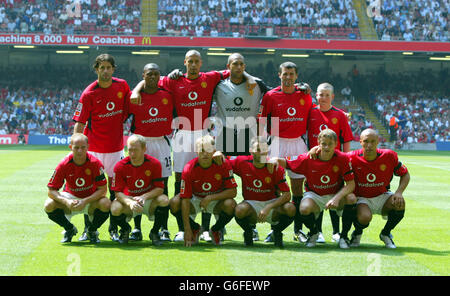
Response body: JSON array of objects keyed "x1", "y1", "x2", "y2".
[{"x1": 0, "y1": 145, "x2": 448, "y2": 276}]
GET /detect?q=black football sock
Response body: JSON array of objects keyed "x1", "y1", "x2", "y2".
[
  {"x1": 330, "y1": 210, "x2": 340, "y2": 234},
  {"x1": 47, "y1": 208, "x2": 73, "y2": 231},
  {"x1": 174, "y1": 180, "x2": 181, "y2": 195},
  {"x1": 172, "y1": 210, "x2": 184, "y2": 231},
  {"x1": 160, "y1": 205, "x2": 170, "y2": 230},
  {"x1": 353, "y1": 219, "x2": 369, "y2": 236},
  {"x1": 83, "y1": 214, "x2": 92, "y2": 232},
  {"x1": 201, "y1": 212, "x2": 212, "y2": 231},
  {"x1": 88, "y1": 209, "x2": 109, "y2": 232},
  {"x1": 272, "y1": 214, "x2": 294, "y2": 233},
  {"x1": 151, "y1": 206, "x2": 168, "y2": 234},
  {"x1": 316, "y1": 211, "x2": 324, "y2": 232},
  {"x1": 211, "y1": 212, "x2": 234, "y2": 232},
  {"x1": 112, "y1": 214, "x2": 130, "y2": 230},
  {"x1": 189, "y1": 217, "x2": 200, "y2": 231},
  {"x1": 133, "y1": 214, "x2": 142, "y2": 231},
  {"x1": 235, "y1": 216, "x2": 252, "y2": 233},
  {"x1": 108, "y1": 190, "x2": 117, "y2": 232},
  {"x1": 292, "y1": 195, "x2": 303, "y2": 232},
  {"x1": 301, "y1": 213, "x2": 318, "y2": 235},
  {"x1": 381, "y1": 209, "x2": 405, "y2": 236},
  {"x1": 341, "y1": 204, "x2": 356, "y2": 239}
]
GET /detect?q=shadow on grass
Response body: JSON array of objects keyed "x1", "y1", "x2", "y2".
[{"x1": 62, "y1": 239, "x2": 449, "y2": 257}]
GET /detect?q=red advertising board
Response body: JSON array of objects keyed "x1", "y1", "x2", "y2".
[{"x1": 1, "y1": 34, "x2": 449, "y2": 52}]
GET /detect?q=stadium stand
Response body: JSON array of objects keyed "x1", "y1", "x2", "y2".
[
  {"x1": 373, "y1": 0, "x2": 449, "y2": 41},
  {"x1": 157, "y1": 0, "x2": 361, "y2": 39},
  {"x1": 0, "y1": 0, "x2": 141, "y2": 35}
]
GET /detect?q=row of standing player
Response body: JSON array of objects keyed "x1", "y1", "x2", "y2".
[{"x1": 44, "y1": 51, "x2": 409, "y2": 248}]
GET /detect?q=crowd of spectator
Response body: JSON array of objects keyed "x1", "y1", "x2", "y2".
[
  {"x1": 158, "y1": 0, "x2": 360, "y2": 39},
  {"x1": 372, "y1": 92, "x2": 449, "y2": 145},
  {"x1": 373, "y1": 0, "x2": 449, "y2": 42},
  {"x1": 0, "y1": 0, "x2": 141, "y2": 35}
]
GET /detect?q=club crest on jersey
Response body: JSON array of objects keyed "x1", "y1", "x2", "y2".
[
  {"x1": 331, "y1": 117, "x2": 338, "y2": 125},
  {"x1": 366, "y1": 173, "x2": 376, "y2": 182},
  {"x1": 75, "y1": 178, "x2": 85, "y2": 187},
  {"x1": 202, "y1": 182, "x2": 212, "y2": 191},
  {"x1": 135, "y1": 179, "x2": 145, "y2": 188},
  {"x1": 149, "y1": 107, "x2": 158, "y2": 117},
  {"x1": 287, "y1": 107, "x2": 296, "y2": 116},
  {"x1": 145, "y1": 170, "x2": 151, "y2": 177},
  {"x1": 117, "y1": 92, "x2": 123, "y2": 99},
  {"x1": 106, "y1": 102, "x2": 115, "y2": 111},
  {"x1": 265, "y1": 177, "x2": 272, "y2": 184},
  {"x1": 299, "y1": 99, "x2": 305, "y2": 105},
  {"x1": 253, "y1": 179, "x2": 263, "y2": 188},
  {"x1": 214, "y1": 174, "x2": 222, "y2": 181},
  {"x1": 85, "y1": 168, "x2": 91, "y2": 175},
  {"x1": 380, "y1": 164, "x2": 386, "y2": 171},
  {"x1": 333, "y1": 165, "x2": 339, "y2": 173},
  {"x1": 188, "y1": 91, "x2": 198, "y2": 101},
  {"x1": 320, "y1": 175, "x2": 330, "y2": 184},
  {"x1": 201, "y1": 82, "x2": 207, "y2": 88},
  {"x1": 162, "y1": 98, "x2": 168, "y2": 105}
]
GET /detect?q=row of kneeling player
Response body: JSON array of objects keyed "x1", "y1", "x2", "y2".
[{"x1": 45, "y1": 128, "x2": 409, "y2": 249}]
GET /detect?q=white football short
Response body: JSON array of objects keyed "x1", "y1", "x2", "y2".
[
  {"x1": 356, "y1": 192, "x2": 393, "y2": 219},
  {"x1": 303, "y1": 191, "x2": 342, "y2": 219},
  {"x1": 244, "y1": 198, "x2": 278, "y2": 224},
  {"x1": 61, "y1": 192, "x2": 93, "y2": 221},
  {"x1": 188, "y1": 195, "x2": 220, "y2": 221},
  {"x1": 127, "y1": 198, "x2": 155, "y2": 222},
  {"x1": 268, "y1": 135, "x2": 308, "y2": 178},
  {"x1": 172, "y1": 129, "x2": 209, "y2": 173},
  {"x1": 89, "y1": 150, "x2": 124, "y2": 178},
  {"x1": 145, "y1": 136, "x2": 172, "y2": 178}
]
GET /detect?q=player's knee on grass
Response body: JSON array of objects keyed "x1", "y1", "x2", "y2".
[
  {"x1": 110, "y1": 200, "x2": 123, "y2": 216},
  {"x1": 221, "y1": 199, "x2": 236, "y2": 215},
  {"x1": 44, "y1": 198, "x2": 58, "y2": 212},
  {"x1": 234, "y1": 202, "x2": 251, "y2": 219},
  {"x1": 356, "y1": 205, "x2": 372, "y2": 225},
  {"x1": 156, "y1": 194, "x2": 170, "y2": 207},
  {"x1": 283, "y1": 202, "x2": 296, "y2": 217},
  {"x1": 169, "y1": 195, "x2": 181, "y2": 213},
  {"x1": 96, "y1": 197, "x2": 111, "y2": 212},
  {"x1": 345, "y1": 193, "x2": 357, "y2": 205},
  {"x1": 299, "y1": 199, "x2": 316, "y2": 216}
]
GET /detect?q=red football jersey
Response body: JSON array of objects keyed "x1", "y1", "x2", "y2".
[
  {"x1": 180, "y1": 158, "x2": 237, "y2": 199},
  {"x1": 307, "y1": 106, "x2": 353, "y2": 150},
  {"x1": 229, "y1": 155, "x2": 290, "y2": 201},
  {"x1": 159, "y1": 71, "x2": 229, "y2": 131},
  {"x1": 348, "y1": 149, "x2": 408, "y2": 198},
  {"x1": 258, "y1": 86, "x2": 312, "y2": 138},
  {"x1": 128, "y1": 88, "x2": 174, "y2": 137},
  {"x1": 47, "y1": 153, "x2": 107, "y2": 198},
  {"x1": 73, "y1": 78, "x2": 130, "y2": 153},
  {"x1": 286, "y1": 150, "x2": 354, "y2": 196},
  {"x1": 111, "y1": 154, "x2": 164, "y2": 196}
]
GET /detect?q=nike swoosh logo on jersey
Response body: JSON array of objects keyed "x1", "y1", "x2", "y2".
[{"x1": 97, "y1": 100, "x2": 101, "y2": 103}]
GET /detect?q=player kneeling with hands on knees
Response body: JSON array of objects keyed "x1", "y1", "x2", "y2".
[
  {"x1": 268, "y1": 129, "x2": 356, "y2": 248},
  {"x1": 110, "y1": 134, "x2": 169, "y2": 246},
  {"x1": 215, "y1": 136, "x2": 295, "y2": 248},
  {"x1": 170, "y1": 135, "x2": 238, "y2": 247},
  {"x1": 45, "y1": 133, "x2": 111, "y2": 244}
]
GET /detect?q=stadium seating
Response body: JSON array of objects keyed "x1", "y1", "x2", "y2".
[
  {"x1": 0, "y1": 0, "x2": 141, "y2": 35},
  {"x1": 373, "y1": 0, "x2": 449, "y2": 41}
]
